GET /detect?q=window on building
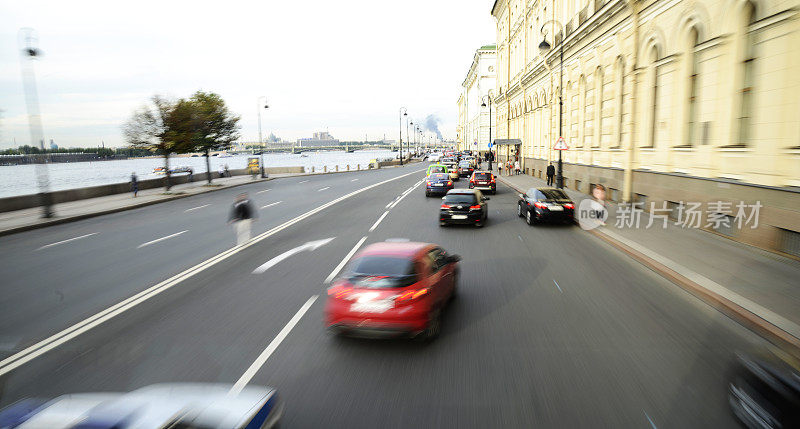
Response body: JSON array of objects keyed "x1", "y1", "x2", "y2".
[
  {"x1": 594, "y1": 67, "x2": 604, "y2": 148},
  {"x1": 648, "y1": 46, "x2": 659, "y2": 148},
  {"x1": 584, "y1": 77, "x2": 593, "y2": 147},
  {"x1": 615, "y1": 57, "x2": 625, "y2": 148},
  {"x1": 738, "y1": 2, "x2": 756, "y2": 145},
  {"x1": 686, "y1": 28, "x2": 700, "y2": 146}
]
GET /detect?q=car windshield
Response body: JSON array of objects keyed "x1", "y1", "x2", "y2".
[
  {"x1": 444, "y1": 194, "x2": 477, "y2": 204},
  {"x1": 345, "y1": 256, "x2": 416, "y2": 288},
  {"x1": 429, "y1": 166, "x2": 446, "y2": 173},
  {"x1": 540, "y1": 189, "x2": 569, "y2": 200},
  {"x1": 474, "y1": 173, "x2": 491, "y2": 180}
]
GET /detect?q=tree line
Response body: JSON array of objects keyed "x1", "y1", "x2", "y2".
[{"x1": 122, "y1": 91, "x2": 240, "y2": 189}]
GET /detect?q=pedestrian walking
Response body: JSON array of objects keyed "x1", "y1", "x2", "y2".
[
  {"x1": 130, "y1": 172, "x2": 138, "y2": 197},
  {"x1": 229, "y1": 193, "x2": 258, "y2": 246},
  {"x1": 546, "y1": 162, "x2": 556, "y2": 186},
  {"x1": 497, "y1": 162, "x2": 503, "y2": 176},
  {"x1": 514, "y1": 160, "x2": 521, "y2": 175}
]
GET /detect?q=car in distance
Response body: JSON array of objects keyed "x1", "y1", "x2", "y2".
[
  {"x1": 440, "y1": 189, "x2": 489, "y2": 227},
  {"x1": 517, "y1": 187, "x2": 575, "y2": 225},
  {"x1": 426, "y1": 164, "x2": 448, "y2": 177},
  {"x1": 469, "y1": 171, "x2": 496, "y2": 194},
  {"x1": 442, "y1": 160, "x2": 460, "y2": 181},
  {"x1": 457, "y1": 161, "x2": 474, "y2": 178},
  {"x1": 0, "y1": 383, "x2": 283, "y2": 428},
  {"x1": 426, "y1": 173, "x2": 454, "y2": 196},
  {"x1": 429, "y1": 152, "x2": 442, "y2": 163},
  {"x1": 325, "y1": 241, "x2": 460, "y2": 340}
]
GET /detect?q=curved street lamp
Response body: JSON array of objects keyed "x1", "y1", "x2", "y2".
[
  {"x1": 481, "y1": 92, "x2": 494, "y2": 171},
  {"x1": 539, "y1": 20, "x2": 565, "y2": 189},
  {"x1": 257, "y1": 96, "x2": 269, "y2": 178},
  {"x1": 399, "y1": 107, "x2": 407, "y2": 165}
]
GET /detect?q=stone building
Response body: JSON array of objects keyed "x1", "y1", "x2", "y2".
[
  {"x1": 489, "y1": 0, "x2": 800, "y2": 255},
  {"x1": 457, "y1": 45, "x2": 497, "y2": 155}
]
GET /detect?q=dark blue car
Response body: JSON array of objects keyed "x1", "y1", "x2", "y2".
[{"x1": 425, "y1": 173, "x2": 454, "y2": 197}]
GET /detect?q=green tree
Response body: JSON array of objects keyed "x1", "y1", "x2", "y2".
[
  {"x1": 169, "y1": 91, "x2": 240, "y2": 184},
  {"x1": 122, "y1": 95, "x2": 178, "y2": 190}
]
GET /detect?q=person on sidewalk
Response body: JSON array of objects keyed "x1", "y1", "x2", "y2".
[
  {"x1": 130, "y1": 172, "x2": 139, "y2": 197},
  {"x1": 498, "y1": 162, "x2": 503, "y2": 176},
  {"x1": 514, "y1": 160, "x2": 521, "y2": 175},
  {"x1": 229, "y1": 193, "x2": 258, "y2": 246},
  {"x1": 546, "y1": 162, "x2": 555, "y2": 186}
]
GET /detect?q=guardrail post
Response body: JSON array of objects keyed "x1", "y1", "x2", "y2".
[
  {"x1": 324, "y1": 165, "x2": 327, "y2": 173},
  {"x1": 311, "y1": 166, "x2": 315, "y2": 173},
  {"x1": 346, "y1": 164, "x2": 350, "y2": 171},
  {"x1": 335, "y1": 165, "x2": 339, "y2": 172}
]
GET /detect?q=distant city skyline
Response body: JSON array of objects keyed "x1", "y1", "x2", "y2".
[{"x1": 0, "y1": 0, "x2": 495, "y2": 148}]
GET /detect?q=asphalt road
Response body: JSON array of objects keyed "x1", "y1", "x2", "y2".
[{"x1": 0, "y1": 163, "x2": 769, "y2": 427}]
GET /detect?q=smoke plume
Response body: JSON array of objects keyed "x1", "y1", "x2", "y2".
[{"x1": 423, "y1": 114, "x2": 443, "y2": 140}]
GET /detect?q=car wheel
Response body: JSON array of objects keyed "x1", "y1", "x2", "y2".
[
  {"x1": 425, "y1": 191, "x2": 430, "y2": 197},
  {"x1": 420, "y1": 309, "x2": 441, "y2": 341},
  {"x1": 517, "y1": 203, "x2": 523, "y2": 217},
  {"x1": 526, "y1": 210, "x2": 535, "y2": 226},
  {"x1": 475, "y1": 219, "x2": 484, "y2": 228},
  {"x1": 439, "y1": 221, "x2": 447, "y2": 227},
  {"x1": 450, "y1": 271, "x2": 459, "y2": 300}
]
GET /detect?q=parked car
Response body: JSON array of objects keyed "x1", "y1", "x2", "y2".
[
  {"x1": 440, "y1": 189, "x2": 489, "y2": 227},
  {"x1": 517, "y1": 187, "x2": 575, "y2": 225},
  {"x1": 325, "y1": 241, "x2": 460, "y2": 340},
  {"x1": 469, "y1": 171, "x2": 496, "y2": 194}
]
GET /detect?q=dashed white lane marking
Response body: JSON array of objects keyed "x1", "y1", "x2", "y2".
[
  {"x1": 298, "y1": 180, "x2": 309, "y2": 184},
  {"x1": 369, "y1": 211, "x2": 390, "y2": 232},
  {"x1": 518, "y1": 235, "x2": 523, "y2": 241},
  {"x1": 36, "y1": 233, "x2": 98, "y2": 251},
  {"x1": 184, "y1": 204, "x2": 211, "y2": 212},
  {"x1": 318, "y1": 187, "x2": 330, "y2": 192},
  {"x1": 261, "y1": 201, "x2": 282, "y2": 209},
  {"x1": 229, "y1": 295, "x2": 318, "y2": 395},
  {"x1": 256, "y1": 189, "x2": 272, "y2": 194},
  {"x1": 553, "y1": 279, "x2": 563, "y2": 293},
  {"x1": 644, "y1": 411, "x2": 657, "y2": 429},
  {"x1": 325, "y1": 236, "x2": 368, "y2": 283},
  {"x1": 351, "y1": 179, "x2": 359, "y2": 182},
  {"x1": 137, "y1": 230, "x2": 188, "y2": 249}
]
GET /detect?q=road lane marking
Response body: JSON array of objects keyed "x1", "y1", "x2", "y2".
[
  {"x1": 325, "y1": 236, "x2": 368, "y2": 283},
  {"x1": 252, "y1": 238, "x2": 335, "y2": 274},
  {"x1": 137, "y1": 230, "x2": 188, "y2": 249},
  {"x1": 0, "y1": 167, "x2": 425, "y2": 377},
  {"x1": 184, "y1": 204, "x2": 210, "y2": 212},
  {"x1": 229, "y1": 295, "x2": 318, "y2": 395},
  {"x1": 387, "y1": 180, "x2": 423, "y2": 209},
  {"x1": 298, "y1": 180, "x2": 309, "y2": 184},
  {"x1": 369, "y1": 211, "x2": 390, "y2": 232},
  {"x1": 36, "y1": 233, "x2": 98, "y2": 251},
  {"x1": 261, "y1": 201, "x2": 282, "y2": 209},
  {"x1": 553, "y1": 279, "x2": 563, "y2": 293},
  {"x1": 318, "y1": 186, "x2": 330, "y2": 192},
  {"x1": 351, "y1": 179, "x2": 359, "y2": 182},
  {"x1": 256, "y1": 189, "x2": 271, "y2": 194},
  {"x1": 644, "y1": 411, "x2": 657, "y2": 429},
  {"x1": 518, "y1": 235, "x2": 523, "y2": 241}
]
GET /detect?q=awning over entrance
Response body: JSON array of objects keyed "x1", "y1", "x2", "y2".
[{"x1": 492, "y1": 139, "x2": 522, "y2": 146}]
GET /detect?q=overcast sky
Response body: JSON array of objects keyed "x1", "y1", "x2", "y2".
[{"x1": 0, "y1": 0, "x2": 496, "y2": 148}]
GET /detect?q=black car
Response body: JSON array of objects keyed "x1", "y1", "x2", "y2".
[
  {"x1": 729, "y1": 350, "x2": 800, "y2": 428},
  {"x1": 517, "y1": 187, "x2": 575, "y2": 225},
  {"x1": 457, "y1": 161, "x2": 474, "y2": 178},
  {"x1": 440, "y1": 189, "x2": 489, "y2": 228},
  {"x1": 425, "y1": 173, "x2": 454, "y2": 196}
]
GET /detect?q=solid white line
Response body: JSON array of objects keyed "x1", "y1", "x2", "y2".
[
  {"x1": 184, "y1": 204, "x2": 210, "y2": 212},
  {"x1": 261, "y1": 201, "x2": 282, "y2": 209},
  {"x1": 325, "y1": 236, "x2": 368, "y2": 283},
  {"x1": 36, "y1": 233, "x2": 98, "y2": 251},
  {"x1": 0, "y1": 167, "x2": 425, "y2": 377},
  {"x1": 298, "y1": 180, "x2": 309, "y2": 184},
  {"x1": 229, "y1": 295, "x2": 318, "y2": 395},
  {"x1": 369, "y1": 211, "x2": 390, "y2": 232},
  {"x1": 256, "y1": 189, "x2": 271, "y2": 194},
  {"x1": 318, "y1": 186, "x2": 330, "y2": 192},
  {"x1": 553, "y1": 279, "x2": 563, "y2": 293},
  {"x1": 136, "y1": 230, "x2": 187, "y2": 249}
]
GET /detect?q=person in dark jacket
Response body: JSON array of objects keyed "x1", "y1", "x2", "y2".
[
  {"x1": 130, "y1": 172, "x2": 139, "y2": 197},
  {"x1": 546, "y1": 162, "x2": 556, "y2": 186},
  {"x1": 229, "y1": 193, "x2": 258, "y2": 245}
]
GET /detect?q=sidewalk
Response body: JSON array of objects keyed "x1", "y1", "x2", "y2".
[
  {"x1": 0, "y1": 173, "x2": 295, "y2": 236},
  {"x1": 492, "y1": 165, "x2": 800, "y2": 352}
]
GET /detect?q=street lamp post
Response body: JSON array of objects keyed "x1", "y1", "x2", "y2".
[
  {"x1": 257, "y1": 96, "x2": 269, "y2": 178},
  {"x1": 399, "y1": 107, "x2": 407, "y2": 165},
  {"x1": 409, "y1": 120, "x2": 414, "y2": 162},
  {"x1": 539, "y1": 21, "x2": 564, "y2": 189},
  {"x1": 481, "y1": 93, "x2": 493, "y2": 171}
]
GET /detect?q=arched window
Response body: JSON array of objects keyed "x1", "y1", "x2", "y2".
[
  {"x1": 685, "y1": 27, "x2": 700, "y2": 146},
  {"x1": 737, "y1": 2, "x2": 756, "y2": 145},
  {"x1": 615, "y1": 57, "x2": 625, "y2": 148},
  {"x1": 584, "y1": 76, "x2": 594, "y2": 146},
  {"x1": 578, "y1": 76, "x2": 586, "y2": 147},
  {"x1": 595, "y1": 67, "x2": 605, "y2": 148},
  {"x1": 648, "y1": 46, "x2": 659, "y2": 148}
]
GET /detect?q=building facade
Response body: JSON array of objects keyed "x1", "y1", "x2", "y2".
[
  {"x1": 297, "y1": 131, "x2": 340, "y2": 147},
  {"x1": 491, "y1": 0, "x2": 800, "y2": 255},
  {"x1": 457, "y1": 45, "x2": 497, "y2": 154}
]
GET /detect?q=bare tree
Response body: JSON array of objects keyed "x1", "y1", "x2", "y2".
[{"x1": 122, "y1": 95, "x2": 177, "y2": 190}]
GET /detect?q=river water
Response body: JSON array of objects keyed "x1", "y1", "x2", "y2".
[{"x1": 0, "y1": 150, "x2": 397, "y2": 198}]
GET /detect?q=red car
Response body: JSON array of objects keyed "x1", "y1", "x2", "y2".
[
  {"x1": 325, "y1": 241, "x2": 460, "y2": 340},
  {"x1": 469, "y1": 171, "x2": 496, "y2": 194}
]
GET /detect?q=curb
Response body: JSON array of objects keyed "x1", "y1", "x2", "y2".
[
  {"x1": 0, "y1": 176, "x2": 272, "y2": 237},
  {"x1": 497, "y1": 175, "x2": 800, "y2": 357}
]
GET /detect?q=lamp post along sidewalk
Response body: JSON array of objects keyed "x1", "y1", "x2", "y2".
[
  {"x1": 539, "y1": 21, "x2": 564, "y2": 189},
  {"x1": 481, "y1": 93, "x2": 493, "y2": 171},
  {"x1": 257, "y1": 96, "x2": 269, "y2": 178},
  {"x1": 399, "y1": 107, "x2": 407, "y2": 165}
]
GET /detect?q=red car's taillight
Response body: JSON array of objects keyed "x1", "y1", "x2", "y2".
[
  {"x1": 441, "y1": 204, "x2": 451, "y2": 209},
  {"x1": 533, "y1": 202, "x2": 547, "y2": 209},
  {"x1": 563, "y1": 203, "x2": 574, "y2": 209},
  {"x1": 447, "y1": 181, "x2": 453, "y2": 186},
  {"x1": 394, "y1": 288, "x2": 428, "y2": 303}
]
